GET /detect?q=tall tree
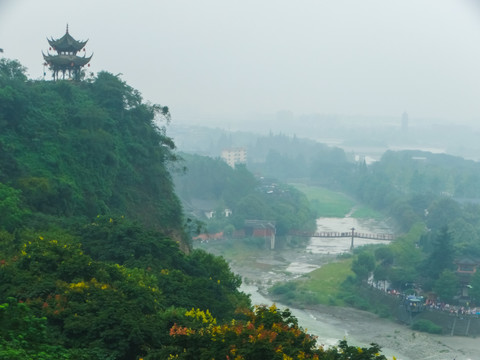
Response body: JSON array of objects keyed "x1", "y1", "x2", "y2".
[
  {"x1": 433, "y1": 270, "x2": 458, "y2": 302},
  {"x1": 352, "y1": 252, "x2": 375, "y2": 283},
  {"x1": 423, "y1": 226, "x2": 455, "y2": 280},
  {"x1": 470, "y1": 270, "x2": 480, "y2": 303}
]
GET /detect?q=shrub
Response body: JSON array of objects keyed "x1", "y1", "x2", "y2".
[
  {"x1": 411, "y1": 319, "x2": 442, "y2": 334},
  {"x1": 270, "y1": 282, "x2": 297, "y2": 296}
]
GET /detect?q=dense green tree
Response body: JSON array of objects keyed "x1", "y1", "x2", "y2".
[
  {"x1": 385, "y1": 224, "x2": 424, "y2": 288},
  {"x1": 422, "y1": 226, "x2": 455, "y2": 280},
  {"x1": 389, "y1": 199, "x2": 420, "y2": 232},
  {"x1": 352, "y1": 252, "x2": 375, "y2": 283},
  {"x1": 0, "y1": 183, "x2": 30, "y2": 232},
  {"x1": 433, "y1": 270, "x2": 458, "y2": 303},
  {"x1": 0, "y1": 298, "x2": 74, "y2": 359},
  {"x1": 425, "y1": 198, "x2": 461, "y2": 232},
  {"x1": 374, "y1": 246, "x2": 394, "y2": 266},
  {"x1": 470, "y1": 270, "x2": 480, "y2": 303},
  {"x1": 449, "y1": 218, "x2": 480, "y2": 257},
  {"x1": 0, "y1": 58, "x2": 27, "y2": 81}
]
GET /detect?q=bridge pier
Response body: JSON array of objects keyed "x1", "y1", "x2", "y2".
[{"x1": 350, "y1": 227, "x2": 355, "y2": 250}]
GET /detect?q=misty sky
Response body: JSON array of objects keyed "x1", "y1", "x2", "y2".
[{"x1": 1, "y1": 0, "x2": 480, "y2": 125}]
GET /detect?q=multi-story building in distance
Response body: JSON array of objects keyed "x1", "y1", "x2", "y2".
[{"x1": 221, "y1": 147, "x2": 247, "y2": 168}]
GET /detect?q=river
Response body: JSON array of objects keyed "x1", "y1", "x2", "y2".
[{"x1": 199, "y1": 216, "x2": 478, "y2": 360}]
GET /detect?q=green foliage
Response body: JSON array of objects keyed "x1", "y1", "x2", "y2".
[
  {"x1": 0, "y1": 58, "x2": 27, "y2": 81},
  {"x1": 352, "y1": 252, "x2": 375, "y2": 283},
  {"x1": 175, "y1": 154, "x2": 316, "y2": 236},
  {"x1": 0, "y1": 61, "x2": 261, "y2": 359},
  {"x1": 269, "y1": 282, "x2": 299, "y2": 304},
  {"x1": 269, "y1": 260, "x2": 353, "y2": 307},
  {"x1": 0, "y1": 68, "x2": 182, "y2": 231},
  {"x1": 245, "y1": 133, "x2": 352, "y2": 186},
  {"x1": 433, "y1": 270, "x2": 458, "y2": 303},
  {"x1": 340, "y1": 291, "x2": 371, "y2": 311},
  {"x1": 422, "y1": 226, "x2": 455, "y2": 281},
  {"x1": 161, "y1": 305, "x2": 387, "y2": 360},
  {"x1": 0, "y1": 298, "x2": 74, "y2": 359},
  {"x1": 0, "y1": 183, "x2": 30, "y2": 231},
  {"x1": 374, "y1": 246, "x2": 394, "y2": 266},
  {"x1": 380, "y1": 224, "x2": 424, "y2": 289},
  {"x1": 175, "y1": 154, "x2": 255, "y2": 204},
  {"x1": 470, "y1": 270, "x2": 480, "y2": 302},
  {"x1": 425, "y1": 198, "x2": 462, "y2": 232},
  {"x1": 0, "y1": 225, "x2": 250, "y2": 359},
  {"x1": 411, "y1": 319, "x2": 442, "y2": 334}
]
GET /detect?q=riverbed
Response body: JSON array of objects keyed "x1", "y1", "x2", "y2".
[{"x1": 198, "y1": 217, "x2": 479, "y2": 360}]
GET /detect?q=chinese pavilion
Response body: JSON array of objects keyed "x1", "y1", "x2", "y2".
[{"x1": 42, "y1": 25, "x2": 92, "y2": 81}]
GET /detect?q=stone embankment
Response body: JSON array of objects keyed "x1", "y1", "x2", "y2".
[{"x1": 359, "y1": 286, "x2": 480, "y2": 336}]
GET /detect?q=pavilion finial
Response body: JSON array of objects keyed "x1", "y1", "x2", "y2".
[{"x1": 66, "y1": 23, "x2": 69, "y2": 34}]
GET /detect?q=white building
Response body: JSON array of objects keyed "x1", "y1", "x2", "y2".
[{"x1": 221, "y1": 147, "x2": 247, "y2": 168}]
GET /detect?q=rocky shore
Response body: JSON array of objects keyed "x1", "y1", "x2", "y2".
[
  {"x1": 199, "y1": 241, "x2": 478, "y2": 360},
  {"x1": 232, "y1": 251, "x2": 478, "y2": 360},
  {"x1": 304, "y1": 303, "x2": 478, "y2": 360}
]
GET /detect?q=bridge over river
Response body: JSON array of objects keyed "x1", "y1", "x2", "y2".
[{"x1": 289, "y1": 227, "x2": 395, "y2": 249}]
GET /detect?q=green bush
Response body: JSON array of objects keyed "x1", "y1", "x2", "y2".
[
  {"x1": 374, "y1": 304, "x2": 391, "y2": 318},
  {"x1": 270, "y1": 282, "x2": 297, "y2": 296},
  {"x1": 341, "y1": 293, "x2": 370, "y2": 310},
  {"x1": 411, "y1": 319, "x2": 442, "y2": 334}
]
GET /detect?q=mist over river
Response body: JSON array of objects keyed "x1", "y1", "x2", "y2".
[{"x1": 201, "y1": 216, "x2": 478, "y2": 360}]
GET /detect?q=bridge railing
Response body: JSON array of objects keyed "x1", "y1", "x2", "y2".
[{"x1": 289, "y1": 230, "x2": 394, "y2": 241}]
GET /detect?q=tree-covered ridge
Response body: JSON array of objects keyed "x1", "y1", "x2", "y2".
[
  {"x1": 0, "y1": 58, "x2": 249, "y2": 358},
  {"x1": 351, "y1": 150, "x2": 480, "y2": 257},
  {"x1": 0, "y1": 58, "x2": 389, "y2": 359},
  {"x1": 0, "y1": 58, "x2": 181, "y2": 234},
  {"x1": 369, "y1": 150, "x2": 480, "y2": 199},
  {"x1": 174, "y1": 153, "x2": 317, "y2": 236}
]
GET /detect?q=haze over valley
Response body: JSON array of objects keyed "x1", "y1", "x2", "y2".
[{"x1": 1, "y1": 1, "x2": 480, "y2": 359}]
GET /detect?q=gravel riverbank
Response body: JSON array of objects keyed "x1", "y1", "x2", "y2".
[
  {"x1": 197, "y1": 239, "x2": 479, "y2": 360},
  {"x1": 231, "y1": 250, "x2": 479, "y2": 360},
  {"x1": 242, "y1": 276, "x2": 479, "y2": 360},
  {"x1": 304, "y1": 302, "x2": 478, "y2": 360}
]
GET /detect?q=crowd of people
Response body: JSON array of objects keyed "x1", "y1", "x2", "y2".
[{"x1": 424, "y1": 299, "x2": 480, "y2": 317}]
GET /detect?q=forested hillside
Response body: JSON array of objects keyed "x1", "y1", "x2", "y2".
[
  {"x1": 0, "y1": 58, "x2": 253, "y2": 359},
  {"x1": 0, "y1": 59, "x2": 182, "y2": 234},
  {"x1": 0, "y1": 58, "x2": 387, "y2": 359},
  {"x1": 174, "y1": 153, "x2": 316, "y2": 236}
]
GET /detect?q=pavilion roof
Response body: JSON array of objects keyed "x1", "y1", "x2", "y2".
[
  {"x1": 43, "y1": 52, "x2": 92, "y2": 67},
  {"x1": 47, "y1": 28, "x2": 88, "y2": 53},
  {"x1": 455, "y1": 257, "x2": 480, "y2": 265}
]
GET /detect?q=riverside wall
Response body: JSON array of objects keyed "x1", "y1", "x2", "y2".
[{"x1": 358, "y1": 287, "x2": 480, "y2": 337}]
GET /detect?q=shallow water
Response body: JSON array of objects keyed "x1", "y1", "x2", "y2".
[
  {"x1": 240, "y1": 283, "x2": 345, "y2": 348},
  {"x1": 233, "y1": 217, "x2": 479, "y2": 360},
  {"x1": 241, "y1": 282, "x2": 411, "y2": 360},
  {"x1": 307, "y1": 217, "x2": 391, "y2": 255},
  {"x1": 237, "y1": 217, "x2": 408, "y2": 356},
  {"x1": 199, "y1": 216, "x2": 478, "y2": 360}
]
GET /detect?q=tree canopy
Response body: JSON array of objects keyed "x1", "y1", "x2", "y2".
[{"x1": 0, "y1": 59, "x2": 387, "y2": 359}]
